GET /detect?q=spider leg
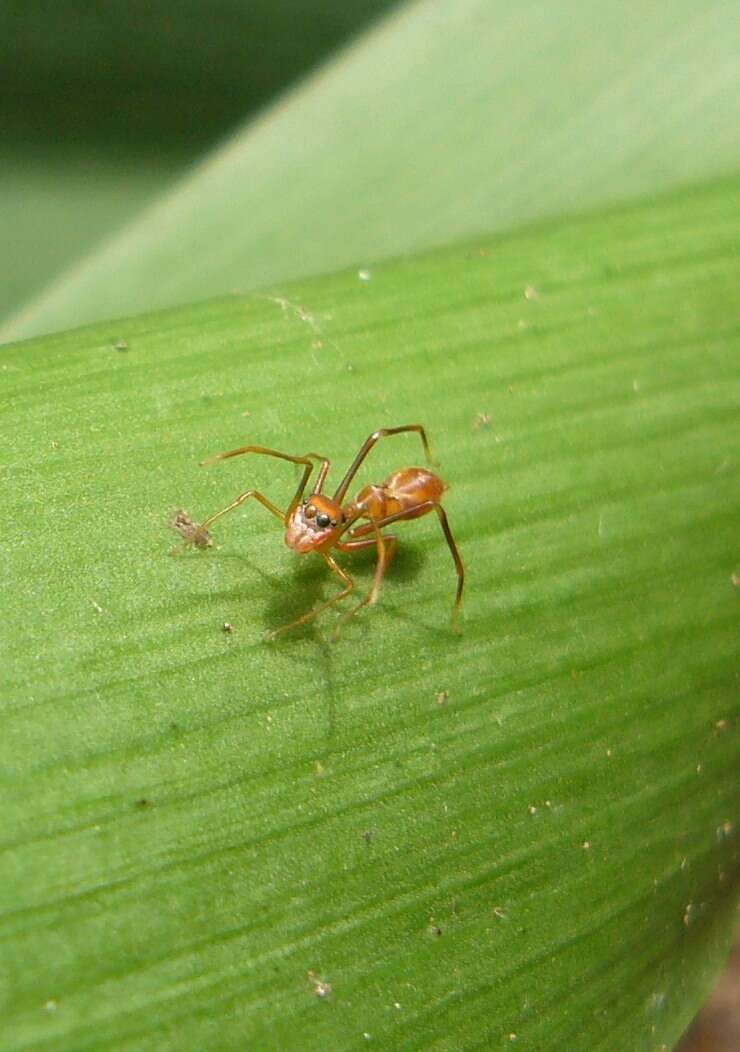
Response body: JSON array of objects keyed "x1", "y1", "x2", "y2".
[
  {"x1": 200, "y1": 489, "x2": 283, "y2": 532},
  {"x1": 432, "y1": 504, "x2": 465, "y2": 632},
  {"x1": 332, "y1": 425, "x2": 433, "y2": 503},
  {"x1": 200, "y1": 444, "x2": 331, "y2": 513},
  {"x1": 338, "y1": 530, "x2": 399, "y2": 602},
  {"x1": 348, "y1": 501, "x2": 464, "y2": 629},
  {"x1": 333, "y1": 528, "x2": 400, "y2": 637},
  {"x1": 265, "y1": 553, "x2": 354, "y2": 640}
]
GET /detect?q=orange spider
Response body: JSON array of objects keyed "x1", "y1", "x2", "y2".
[{"x1": 176, "y1": 425, "x2": 464, "y2": 638}]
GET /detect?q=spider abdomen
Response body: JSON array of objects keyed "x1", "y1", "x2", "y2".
[{"x1": 355, "y1": 467, "x2": 446, "y2": 521}]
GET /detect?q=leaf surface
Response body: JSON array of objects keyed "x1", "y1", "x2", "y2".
[{"x1": 1, "y1": 178, "x2": 739, "y2": 1051}]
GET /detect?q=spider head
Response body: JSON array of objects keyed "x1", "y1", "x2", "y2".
[{"x1": 285, "y1": 495, "x2": 344, "y2": 553}]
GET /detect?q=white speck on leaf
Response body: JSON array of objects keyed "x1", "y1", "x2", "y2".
[{"x1": 308, "y1": 971, "x2": 332, "y2": 999}]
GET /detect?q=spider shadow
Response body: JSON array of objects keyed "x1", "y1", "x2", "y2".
[
  {"x1": 171, "y1": 541, "x2": 429, "y2": 647},
  {"x1": 171, "y1": 541, "x2": 440, "y2": 745},
  {"x1": 169, "y1": 549, "x2": 285, "y2": 616}
]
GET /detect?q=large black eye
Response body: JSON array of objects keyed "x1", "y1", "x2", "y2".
[{"x1": 316, "y1": 512, "x2": 331, "y2": 529}]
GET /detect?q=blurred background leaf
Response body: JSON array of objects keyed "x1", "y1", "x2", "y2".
[
  {"x1": 3, "y1": 0, "x2": 740, "y2": 340},
  {"x1": 0, "y1": 0, "x2": 398, "y2": 320}
]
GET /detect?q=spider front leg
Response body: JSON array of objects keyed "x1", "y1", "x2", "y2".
[
  {"x1": 199, "y1": 445, "x2": 330, "y2": 515},
  {"x1": 265, "y1": 553, "x2": 355, "y2": 640}
]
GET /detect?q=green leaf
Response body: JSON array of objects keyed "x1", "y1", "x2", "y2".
[
  {"x1": 5, "y1": 0, "x2": 740, "y2": 341},
  {"x1": 2, "y1": 176, "x2": 738, "y2": 1050}
]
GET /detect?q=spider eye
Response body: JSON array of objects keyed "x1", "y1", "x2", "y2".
[
  {"x1": 305, "y1": 504, "x2": 317, "y2": 519},
  {"x1": 316, "y1": 512, "x2": 331, "y2": 529}
]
